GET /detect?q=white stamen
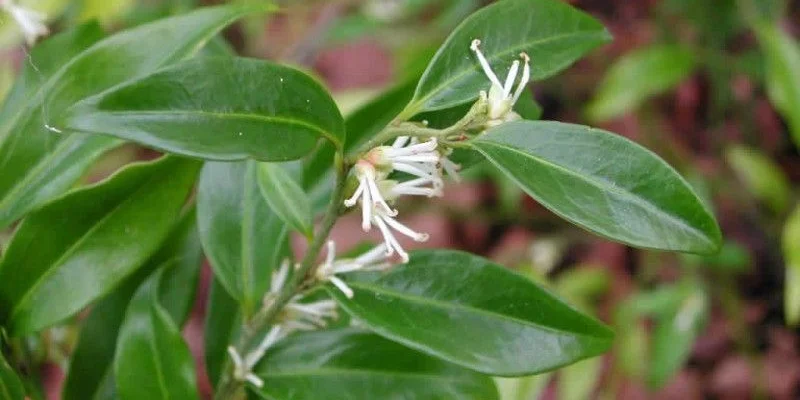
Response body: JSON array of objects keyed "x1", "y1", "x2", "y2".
[
  {"x1": 503, "y1": 60, "x2": 520, "y2": 98},
  {"x1": 471, "y1": 39, "x2": 532, "y2": 123},
  {"x1": 328, "y1": 276, "x2": 354, "y2": 298},
  {"x1": 470, "y1": 39, "x2": 503, "y2": 89},
  {"x1": 512, "y1": 53, "x2": 531, "y2": 103},
  {"x1": 316, "y1": 242, "x2": 392, "y2": 297},
  {"x1": 270, "y1": 259, "x2": 291, "y2": 295}
]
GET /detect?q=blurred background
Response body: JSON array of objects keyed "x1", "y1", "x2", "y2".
[{"x1": 1, "y1": 0, "x2": 799, "y2": 399}]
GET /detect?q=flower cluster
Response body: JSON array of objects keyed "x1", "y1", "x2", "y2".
[
  {"x1": 0, "y1": 0, "x2": 48, "y2": 45},
  {"x1": 344, "y1": 136, "x2": 459, "y2": 262},
  {"x1": 316, "y1": 240, "x2": 392, "y2": 298},
  {"x1": 227, "y1": 260, "x2": 340, "y2": 388}
]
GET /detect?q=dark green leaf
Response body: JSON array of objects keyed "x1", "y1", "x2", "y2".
[
  {"x1": 328, "y1": 250, "x2": 613, "y2": 376},
  {"x1": 62, "y1": 57, "x2": 345, "y2": 160},
  {"x1": 471, "y1": 121, "x2": 721, "y2": 254},
  {"x1": 0, "y1": 5, "x2": 258, "y2": 229},
  {"x1": 62, "y1": 208, "x2": 202, "y2": 400},
  {"x1": 0, "y1": 23, "x2": 109, "y2": 229},
  {"x1": 257, "y1": 163, "x2": 313, "y2": 237},
  {"x1": 784, "y1": 204, "x2": 800, "y2": 326},
  {"x1": 587, "y1": 45, "x2": 697, "y2": 122},
  {"x1": 0, "y1": 156, "x2": 200, "y2": 335},
  {"x1": 251, "y1": 328, "x2": 498, "y2": 400},
  {"x1": 405, "y1": 0, "x2": 610, "y2": 115},
  {"x1": 114, "y1": 272, "x2": 199, "y2": 400},
  {"x1": 197, "y1": 161, "x2": 290, "y2": 316},
  {"x1": 754, "y1": 23, "x2": 800, "y2": 148},
  {"x1": 204, "y1": 277, "x2": 240, "y2": 388},
  {"x1": 0, "y1": 352, "x2": 25, "y2": 400},
  {"x1": 726, "y1": 145, "x2": 790, "y2": 214}
]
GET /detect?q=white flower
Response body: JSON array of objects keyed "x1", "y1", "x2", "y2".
[
  {"x1": 470, "y1": 39, "x2": 530, "y2": 126},
  {"x1": 316, "y1": 241, "x2": 392, "y2": 298},
  {"x1": 370, "y1": 208, "x2": 428, "y2": 263},
  {"x1": 1, "y1": 0, "x2": 48, "y2": 45},
  {"x1": 283, "y1": 299, "x2": 338, "y2": 331},
  {"x1": 227, "y1": 325, "x2": 286, "y2": 388},
  {"x1": 344, "y1": 160, "x2": 397, "y2": 231}
]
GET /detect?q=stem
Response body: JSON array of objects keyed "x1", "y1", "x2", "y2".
[
  {"x1": 215, "y1": 158, "x2": 349, "y2": 400},
  {"x1": 348, "y1": 97, "x2": 488, "y2": 163}
]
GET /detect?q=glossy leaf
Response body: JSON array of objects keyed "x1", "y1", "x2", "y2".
[
  {"x1": 114, "y1": 273, "x2": 199, "y2": 400},
  {"x1": 586, "y1": 45, "x2": 697, "y2": 122},
  {"x1": 204, "y1": 278, "x2": 240, "y2": 388},
  {"x1": 471, "y1": 121, "x2": 721, "y2": 254},
  {"x1": 0, "y1": 352, "x2": 25, "y2": 400},
  {"x1": 0, "y1": 5, "x2": 257, "y2": 229},
  {"x1": 726, "y1": 145, "x2": 790, "y2": 214},
  {"x1": 648, "y1": 285, "x2": 707, "y2": 389},
  {"x1": 257, "y1": 163, "x2": 313, "y2": 237},
  {"x1": 62, "y1": 57, "x2": 346, "y2": 160},
  {"x1": 784, "y1": 205, "x2": 800, "y2": 326},
  {"x1": 405, "y1": 0, "x2": 610, "y2": 115},
  {"x1": 62, "y1": 207, "x2": 202, "y2": 399},
  {"x1": 328, "y1": 250, "x2": 614, "y2": 376},
  {"x1": 0, "y1": 23, "x2": 110, "y2": 229},
  {"x1": 755, "y1": 24, "x2": 800, "y2": 147},
  {"x1": 197, "y1": 161, "x2": 290, "y2": 315},
  {"x1": 0, "y1": 156, "x2": 199, "y2": 335},
  {"x1": 251, "y1": 328, "x2": 498, "y2": 400}
]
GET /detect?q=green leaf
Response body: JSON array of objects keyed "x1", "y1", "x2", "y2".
[
  {"x1": 257, "y1": 163, "x2": 313, "y2": 237},
  {"x1": 328, "y1": 250, "x2": 613, "y2": 376},
  {"x1": 754, "y1": 23, "x2": 800, "y2": 148},
  {"x1": 0, "y1": 352, "x2": 25, "y2": 400},
  {"x1": 197, "y1": 161, "x2": 290, "y2": 316},
  {"x1": 558, "y1": 357, "x2": 602, "y2": 400},
  {"x1": 204, "y1": 277, "x2": 240, "y2": 388},
  {"x1": 587, "y1": 45, "x2": 697, "y2": 122},
  {"x1": 251, "y1": 328, "x2": 498, "y2": 400},
  {"x1": 647, "y1": 284, "x2": 707, "y2": 389},
  {"x1": 114, "y1": 272, "x2": 199, "y2": 400},
  {"x1": 725, "y1": 145, "x2": 790, "y2": 214},
  {"x1": 495, "y1": 374, "x2": 551, "y2": 400},
  {"x1": 0, "y1": 156, "x2": 200, "y2": 336},
  {"x1": 0, "y1": 5, "x2": 258, "y2": 229},
  {"x1": 405, "y1": 0, "x2": 610, "y2": 115},
  {"x1": 61, "y1": 57, "x2": 346, "y2": 160},
  {"x1": 0, "y1": 23, "x2": 110, "y2": 229},
  {"x1": 784, "y1": 204, "x2": 800, "y2": 326},
  {"x1": 471, "y1": 120, "x2": 721, "y2": 254},
  {"x1": 62, "y1": 207, "x2": 202, "y2": 400}
]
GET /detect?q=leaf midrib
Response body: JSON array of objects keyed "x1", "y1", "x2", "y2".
[
  {"x1": 77, "y1": 109, "x2": 341, "y2": 147},
  {"x1": 345, "y1": 281, "x2": 610, "y2": 339},
  {"x1": 472, "y1": 139, "x2": 714, "y2": 248},
  {"x1": 411, "y1": 30, "x2": 607, "y2": 112},
  {"x1": 263, "y1": 366, "x2": 479, "y2": 383}
]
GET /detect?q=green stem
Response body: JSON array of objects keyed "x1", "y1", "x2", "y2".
[
  {"x1": 215, "y1": 158, "x2": 349, "y2": 400},
  {"x1": 349, "y1": 97, "x2": 487, "y2": 163}
]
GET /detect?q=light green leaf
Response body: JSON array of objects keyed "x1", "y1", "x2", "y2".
[
  {"x1": 648, "y1": 284, "x2": 707, "y2": 389},
  {"x1": 726, "y1": 145, "x2": 790, "y2": 214},
  {"x1": 471, "y1": 120, "x2": 721, "y2": 254},
  {"x1": 405, "y1": 0, "x2": 610, "y2": 115},
  {"x1": 251, "y1": 328, "x2": 499, "y2": 400},
  {"x1": 114, "y1": 272, "x2": 199, "y2": 400},
  {"x1": 61, "y1": 57, "x2": 345, "y2": 161},
  {"x1": 754, "y1": 23, "x2": 800, "y2": 148},
  {"x1": 329, "y1": 250, "x2": 613, "y2": 376},
  {"x1": 558, "y1": 357, "x2": 602, "y2": 400},
  {"x1": 257, "y1": 163, "x2": 313, "y2": 237},
  {"x1": 197, "y1": 161, "x2": 290, "y2": 316},
  {"x1": 587, "y1": 45, "x2": 697, "y2": 122},
  {"x1": 0, "y1": 352, "x2": 25, "y2": 400},
  {"x1": 0, "y1": 156, "x2": 200, "y2": 335},
  {"x1": 784, "y1": 204, "x2": 800, "y2": 326},
  {"x1": 495, "y1": 374, "x2": 551, "y2": 400}
]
